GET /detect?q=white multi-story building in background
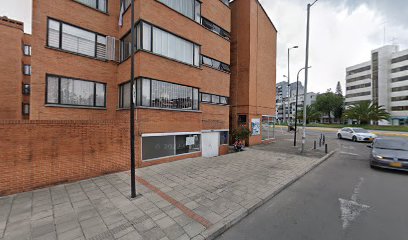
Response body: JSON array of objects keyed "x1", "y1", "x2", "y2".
[
  {"x1": 345, "y1": 45, "x2": 408, "y2": 126},
  {"x1": 276, "y1": 81, "x2": 316, "y2": 122}
]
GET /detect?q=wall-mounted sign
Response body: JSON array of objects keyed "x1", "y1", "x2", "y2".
[
  {"x1": 251, "y1": 118, "x2": 261, "y2": 136},
  {"x1": 186, "y1": 137, "x2": 195, "y2": 146}
]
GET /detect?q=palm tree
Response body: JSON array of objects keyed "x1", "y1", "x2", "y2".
[
  {"x1": 297, "y1": 104, "x2": 321, "y2": 124},
  {"x1": 344, "y1": 101, "x2": 390, "y2": 125}
]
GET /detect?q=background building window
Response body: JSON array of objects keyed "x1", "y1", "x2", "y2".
[
  {"x1": 238, "y1": 115, "x2": 247, "y2": 125},
  {"x1": 23, "y1": 65, "x2": 31, "y2": 75},
  {"x1": 201, "y1": 18, "x2": 230, "y2": 40},
  {"x1": 201, "y1": 55, "x2": 230, "y2": 73},
  {"x1": 200, "y1": 93, "x2": 229, "y2": 105},
  {"x1": 142, "y1": 134, "x2": 200, "y2": 160},
  {"x1": 23, "y1": 84, "x2": 30, "y2": 95},
  {"x1": 220, "y1": 131, "x2": 229, "y2": 145},
  {"x1": 75, "y1": 0, "x2": 107, "y2": 12},
  {"x1": 46, "y1": 75, "x2": 106, "y2": 107},
  {"x1": 47, "y1": 18, "x2": 107, "y2": 59},
  {"x1": 23, "y1": 45, "x2": 31, "y2": 56},
  {"x1": 22, "y1": 104, "x2": 30, "y2": 115}
]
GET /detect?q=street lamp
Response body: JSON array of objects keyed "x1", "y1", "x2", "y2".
[
  {"x1": 282, "y1": 75, "x2": 288, "y2": 123},
  {"x1": 287, "y1": 46, "x2": 298, "y2": 123},
  {"x1": 301, "y1": 0, "x2": 319, "y2": 153},
  {"x1": 294, "y1": 66, "x2": 311, "y2": 146}
]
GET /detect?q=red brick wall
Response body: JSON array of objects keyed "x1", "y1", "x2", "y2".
[{"x1": 0, "y1": 120, "x2": 130, "y2": 196}]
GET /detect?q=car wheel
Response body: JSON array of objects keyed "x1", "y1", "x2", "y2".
[
  {"x1": 337, "y1": 133, "x2": 342, "y2": 139},
  {"x1": 352, "y1": 136, "x2": 357, "y2": 142}
]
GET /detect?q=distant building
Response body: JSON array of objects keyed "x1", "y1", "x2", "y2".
[
  {"x1": 345, "y1": 45, "x2": 408, "y2": 126},
  {"x1": 276, "y1": 81, "x2": 316, "y2": 122}
]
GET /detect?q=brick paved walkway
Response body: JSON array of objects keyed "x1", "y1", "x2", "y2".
[{"x1": 0, "y1": 148, "x2": 332, "y2": 240}]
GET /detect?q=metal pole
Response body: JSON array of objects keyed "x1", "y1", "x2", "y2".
[
  {"x1": 130, "y1": 0, "x2": 136, "y2": 198},
  {"x1": 287, "y1": 48, "x2": 290, "y2": 124},
  {"x1": 301, "y1": 2, "x2": 312, "y2": 153},
  {"x1": 294, "y1": 66, "x2": 311, "y2": 147}
]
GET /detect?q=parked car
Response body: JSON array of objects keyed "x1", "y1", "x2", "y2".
[
  {"x1": 337, "y1": 127, "x2": 377, "y2": 142},
  {"x1": 368, "y1": 138, "x2": 408, "y2": 171}
]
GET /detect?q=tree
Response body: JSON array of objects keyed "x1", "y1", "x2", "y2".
[
  {"x1": 335, "y1": 81, "x2": 343, "y2": 96},
  {"x1": 343, "y1": 101, "x2": 390, "y2": 125},
  {"x1": 297, "y1": 104, "x2": 321, "y2": 124},
  {"x1": 314, "y1": 91, "x2": 344, "y2": 124}
]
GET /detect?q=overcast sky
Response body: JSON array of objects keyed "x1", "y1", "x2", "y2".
[{"x1": 1, "y1": 0, "x2": 407, "y2": 93}]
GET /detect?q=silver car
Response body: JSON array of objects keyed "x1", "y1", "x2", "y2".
[{"x1": 369, "y1": 138, "x2": 408, "y2": 171}]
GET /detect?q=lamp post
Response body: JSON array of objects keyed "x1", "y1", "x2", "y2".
[
  {"x1": 130, "y1": 0, "x2": 137, "y2": 198},
  {"x1": 294, "y1": 66, "x2": 311, "y2": 146},
  {"x1": 301, "y1": 0, "x2": 319, "y2": 153},
  {"x1": 282, "y1": 75, "x2": 287, "y2": 123},
  {"x1": 287, "y1": 46, "x2": 298, "y2": 123}
]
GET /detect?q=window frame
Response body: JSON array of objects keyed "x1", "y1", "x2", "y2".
[
  {"x1": 118, "y1": 77, "x2": 200, "y2": 111},
  {"x1": 46, "y1": 17, "x2": 107, "y2": 60},
  {"x1": 157, "y1": 0, "x2": 202, "y2": 23},
  {"x1": 23, "y1": 44, "x2": 31, "y2": 56},
  {"x1": 22, "y1": 103, "x2": 30, "y2": 115},
  {"x1": 201, "y1": 17, "x2": 231, "y2": 40},
  {"x1": 23, "y1": 65, "x2": 31, "y2": 76},
  {"x1": 45, "y1": 74, "x2": 107, "y2": 108},
  {"x1": 200, "y1": 92, "x2": 229, "y2": 105},
  {"x1": 201, "y1": 55, "x2": 230, "y2": 73},
  {"x1": 74, "y1": 0, "x2": 108, "y2": 13},
  {"x1": 23, "y1": 84, "x2": 30, "y2": 95}
]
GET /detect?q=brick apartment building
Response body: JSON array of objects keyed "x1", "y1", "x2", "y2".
[
  {"x1": 0, "y1": 0, "x2": 276, "y2": 195},
  {"x1": 0, "y1": 16, "x2": 31, "y2": 120}
]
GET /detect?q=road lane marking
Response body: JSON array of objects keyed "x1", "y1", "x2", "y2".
[
  {"x1": 339, "y1": 152, "x2": 360, "y2": 156},
  {"x1": 339, "y1": 177, "x2": 370, "y2": 229}
]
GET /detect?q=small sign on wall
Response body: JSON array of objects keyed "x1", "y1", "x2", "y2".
[
  {"x1": 186, "y1": 137, "x2": 195, "y2": 146},
  {"x1": 251, "y1": 118, "x2": 261, "y2": 136}
]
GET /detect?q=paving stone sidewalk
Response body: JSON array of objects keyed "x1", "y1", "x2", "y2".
[{"x1": 0, "y1": 148, "x2": 333, "y2": 240}]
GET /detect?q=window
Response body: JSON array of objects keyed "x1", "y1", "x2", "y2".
[
  {"x1": 392, "y1": 75, "x2": 408, "y2": 83},
  {"x1": 200, "y1": 93, "x2": 228, "y2": 105},
  {"x1": 120, "y1": 30, "x2": 135, "y2": 61},
  {"x1": 46, "y1": 75, "x2": 106, "y2": 107},
  {"x1": 346, "y1": 74, "x2": 371, "y2": 83},
  {"x1": 391, "y1": 96, "x2": 408, "y2": 102},
  {"x1": 391, "y1": 106, "x2": 408, "y2": 111},
  {"x1": 23, "y1": 65, "x2": 31, "y2": 75},
  {"x1": 119, "y1": 78, "x2": 199, "y2": 111},
  {"x1": 121, "y1": 0, "x2": 131, "y2": 10},
  {"x1": 392, "y1": 86, "x2": 408, "y2": 92},
  {"x1": 142, "y1": 134, "x2": 200, "y2": 160},
  {"x1": 220, "y1": 131, "x2": 229, "y2": 145},
  {"x1": 47, "y1": 18, "x2": 107, "y2": 60},
  {"x1": 158, "y1": 0, "x2": 201, "y2": 23},
  {"x1": 238, "y1": 115, "x2": 247, "y2": 125},
  {"x1": 391, "y1": 65, "x2": 408, "y2": 73},
  {"x1": 75, "y1": 0, "x2": 107, "y2": 12},
  {"x1": 23, "y1": 45, "x2": 31, "y2": 56},
  {"x1": 201, "y1": 18, "x2": 230, "y2": 40},
  {"x1": 345, "y1": 91, "x2": 371, "y2": 98},
  {"x1": 347, "y1": 66, "x2": 371, "y2": 76},
  {"x1": 201, "y1": 55, "x2": 230, "y2": 73},
  {"x1": 392, "y1": 54, "x2": 408, "y2": 64},
  {"x1": 23, "y1": 84, "x2": 30, "y2": 95},
  {"x1": 121, "y1": 21, "x2": 200, "y2": 66},
  {"x1": 346, "y1": 83, "x2": 371, "y2": 90},
  {"x1": 22, "y1": 104, "x2": 30, "y2": 115}
]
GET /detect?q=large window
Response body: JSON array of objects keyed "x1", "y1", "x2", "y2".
[
  {"x1": 391, "y1": 65, "x2": 408, "y2": 73},
  {"x1": 346, "y1": 83, "x2": 371, "y2": 90},
  {"x1": 142, "y1": 134, "x2": 200, "y2": 160},
  {"x1": 346, "y1": 91, "x2": 371, "y2": 98},
  {"x1": 46, "y1": 75, "x2": 106, "y2": 107},
  {"x1": 392, "y1": 54, "x2": 408, "y2": 64},
  {"x1": 23, "y1": 45, "x2": 31, "y2": 56},
  {"x1": 23, "y1": 65, "x2": 31, "y2": 75},
  {"x1": 200, "y1": 93, "x2": 229, "y2": 105},
  {"x1": 347, "y1": 66, "x2": 371, "y2": 76},
  {"x1": 158, "y1": 0, "x2": 201, "y2": 23},
  {"x1": 120, "y1": 21, "x2": 200, "y2": 66},
  {"x1": 119, "y1": 78, "x2": 199, "y2": 110},
  {"x1": 201, "y1": 55, "x2": 230, "y2": 73},
  {"x1": 391, "y1": 96, "x2": 408, "y2": 102},
  {"x1": 391, "y1": 106, "x2": 408, "y2": 111},
  {"x1": 47, "y1": 18, "x2": 107, "y2": 60},
  {"x1": 392, "y1": 86, "x2": 408, "y2": 92},
  {"x1": 121, "y1": 0, "x2": 131, "y2": 10},
  {"x1": 346, "y1": 74, "x2": 371, "y2": 83},
  {"x1": 75, "y1": 0, "x2": 107, "y2": 12},
  {"x1": 201, "y1": 18, "x2": 230, "y2": 40}
]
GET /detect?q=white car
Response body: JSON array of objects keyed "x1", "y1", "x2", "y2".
[{"x1": 337, "y1": 127, "x2": 377, "y2": 142}]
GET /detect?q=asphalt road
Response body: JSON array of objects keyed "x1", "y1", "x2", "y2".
[{"x1": 218, "y1": 131, "x2": 408, "y2": 240}]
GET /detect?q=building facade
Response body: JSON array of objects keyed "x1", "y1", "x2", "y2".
[
  {"x1": 345, "y1": 45, "x2": 408, "y2": 125},
  {"x1": 0, "y1": 16, "x2": 31, "y2": 120},
  {"x1": 230, "y1": 0, "x2": 277, "y2": 145},
  {"x1": 276, "y1": 81, "x2": 316, "y2": 123}
]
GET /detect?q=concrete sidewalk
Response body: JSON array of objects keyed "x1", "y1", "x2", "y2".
[{"x1": 0, "y1": 148, "x2": 333, "y2": 240}]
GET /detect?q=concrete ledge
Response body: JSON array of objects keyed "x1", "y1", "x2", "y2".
[{"x1": 200, "y1": 150, "x2": 337, "y2": 240}]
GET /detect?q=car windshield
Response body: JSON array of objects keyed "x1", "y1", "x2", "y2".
[
  {"x1": 374, "y1": 139, "x2": 408, "y2": 151},
  {"x1": 353, "y1": 128, "x2": 369, "y2": 133}
]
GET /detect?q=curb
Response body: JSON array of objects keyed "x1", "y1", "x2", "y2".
[{"x1": 200, "y1": 150, "x2": 337, "y2": 240}]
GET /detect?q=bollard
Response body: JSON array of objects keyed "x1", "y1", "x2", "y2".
[
  {"x1": 314, "y1": 141, "x2": 316, "y2": 150},
  {"x1": 323, "y1": 135, "x2": 326, "y2": 145},
  {"x1": 319, "y1": 138, "x2": 322, "y2": 147},
  {"x1": 325, "y1": 144, "x2": 328, "y2": 154}
]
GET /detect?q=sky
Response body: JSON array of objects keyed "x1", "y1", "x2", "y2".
[{"x1": 0, "y1": 0, "x2": 407, "y2": 93}]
